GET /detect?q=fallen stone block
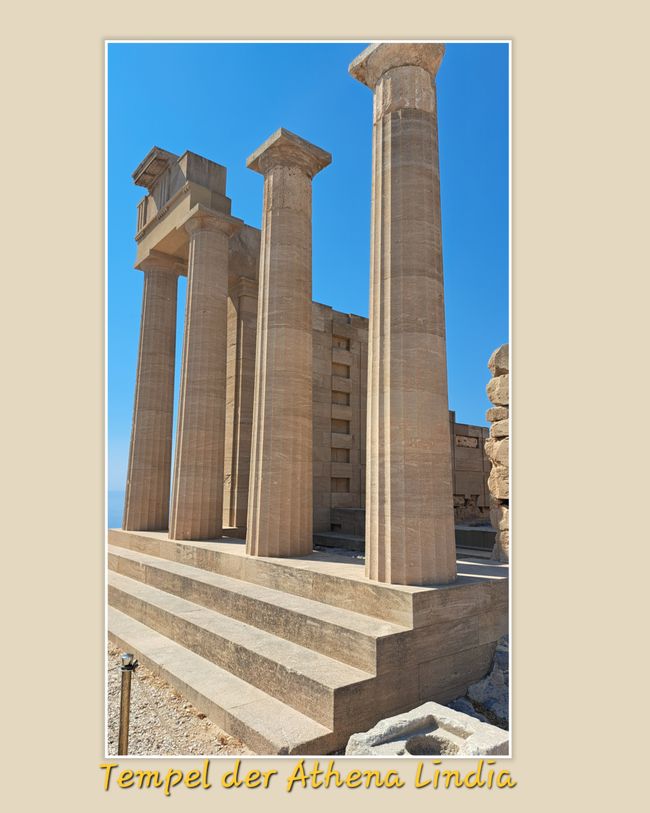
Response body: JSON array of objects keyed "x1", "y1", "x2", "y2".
[{"x1": 345, "y1": 701, "x2": 509, "y2": 756}]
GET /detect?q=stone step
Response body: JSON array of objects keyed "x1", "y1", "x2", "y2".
[
  {"x1": 108, "y1": 571, "x2": 373, "y2": 730},
  {"x1": 108, "y1": 544, "x2": 405, "y2": 673},
  {"x1": 108, "y1": 607, "x2": 334, "y2": 755},
  {"x1": 108, "y1": 529, "x2": 422, "y2": 626}
]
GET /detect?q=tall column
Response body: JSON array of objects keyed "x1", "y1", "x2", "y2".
[
  {"x1": 123, "y1": 252, "x2": 181, "y2": 531},
  {"x1": 169, "y1": 207, "x2": 243, "y2": 540},
  {"x1": 245, "y1": 129, "x2": 331, "y2": 557},
  {"x1": 223, "y1": 276, "x2": 258, "y2": 530},
  {"x1": 350, "y1": 43, "x2": 457, "y2": 585}
]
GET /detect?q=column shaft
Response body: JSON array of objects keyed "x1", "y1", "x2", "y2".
[
  {"x1": 123, "y1": 265, "x2": 178, "y2": 531},
  {"x1": 223, "y1": 280, "x2": 258, "y2": 529},
  {"x1": 169, "y1": 216, "x2": 235, "y2": 540},
  {"x1": 353, "y1": 46, "x2": 457, "y2": 585},
  {"x1": 245, "y1": 129, "x2": 330, "y2": 557}
]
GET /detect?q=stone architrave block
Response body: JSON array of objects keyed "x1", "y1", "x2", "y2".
[
  {"x1": 488, "y1": 343, "x2": 509, "y2": 376},
  {"x1": 486, "y1": 374, "x2": 509, "y2": 407},
  {"x1": 345, "y1": 701, "x2": 509, "y2": 756}
]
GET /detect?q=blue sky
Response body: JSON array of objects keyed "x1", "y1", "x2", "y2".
[{"x1": 107, "y1": 42, "x2": 509, "y2": 493}]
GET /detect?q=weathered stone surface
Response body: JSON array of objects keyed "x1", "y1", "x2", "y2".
[
  {"x1": 345, "y1": 701, "x2": 509, "y2": 756},
  {"x1": 490, "y1": 418, "x2": 509, "y2": 439},
  {"x1": 486, "y1": 405, "x2": 508, "y2": 422},
  {"x1": 488, "y1": 466, "x2": 509, "y2": 501},
  {"x1": 488, "y1": 343, "x2": 509, "y2": 376},
  {"x1": 467, "y1": 635, "x2": 509, "y2": 726},
  {"x1": 486, "y1": 373, "x2": 509, "y2": 407},
  {"x1": 350, "y1": 42, "x2": 456, "y2": 586},
  {"x1": 485, "y1": 437, "x2": 509, "y2": 468},
  {"x1": 490, "y1": 505, "x2": 509, "y2": 532},
  {"x1": 493, "y1": 528, "x2": 509, "y2": 562}
]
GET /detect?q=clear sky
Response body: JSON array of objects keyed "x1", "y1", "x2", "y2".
[{"x1": 107, "y1": 41, "x2": 509, "y2": 493}]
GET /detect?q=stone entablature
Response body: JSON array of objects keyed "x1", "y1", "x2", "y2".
[{"x1": 133, "y1": 148, "x2": 231, "y2": 266}]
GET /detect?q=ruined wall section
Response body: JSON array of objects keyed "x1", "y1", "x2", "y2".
[{"x1": 485, "y1": 344, "x2": 510, "y2": 562}]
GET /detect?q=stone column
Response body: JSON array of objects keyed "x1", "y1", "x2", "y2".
[
  {"x1": 350, "y1": 43, "x2": 457, "y2": 585},
  {"x1": 123, "y1": 252, "x2": 181, "y2": 531},
  {"x1": 245, "y1": 129, "x2": 331, "y2": 557},
  {"x1": 169, "y1": 207, "x2": 243, "y2": 540},
  {"x1": 223, "y1": 276, "x2": 258, "y2": 530}
]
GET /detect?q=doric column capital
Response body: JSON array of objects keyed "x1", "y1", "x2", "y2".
[
  {"x1": 349, "y1": 42, "x2": 445, "y2": 89},
  {"x1": 246, "y1": 128, "x2": 331, "y2": 179},
  {"x1": 231, "y1": 275, "x2": 258, "y2": 300},
  {"x1": 183, "y1": 205, "x2": 243, "y2": 239},
  {"x1": 136, "y1": 250, "x2": 184, "y2": 276}
]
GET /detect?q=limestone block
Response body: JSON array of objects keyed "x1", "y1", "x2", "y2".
[
  {"x1": 345, "y1": 701, "x2": 509, "y2": 756},
  {"x1": 486, "y1": 406, "x2": 508, "y2": 422},
  {"x1": 493, "y1": 529, "x2": 509, "y2": 563},
  {"x1": 488, "y1": 343, "x2": 509, "y2": 376},
  {"x1": 467, "y1": 635, "x2": 509, "y2": 725},
  {"x1": 484, "y1": 437, "x2": 509, "y2": 468},
  {"x1": 488, "y1": 466, "x2": 509, "y2": 501},
  {"x1": 490, "y1": 505, "x2": 509, "y2": 532},
  {"x1": 489, "y1": 418, "x2": 509, "y2": 439},
  {"x1": 486, "y1": 374, "x2": 509, "y2": 407}
]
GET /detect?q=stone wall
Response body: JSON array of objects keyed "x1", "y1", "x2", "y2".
[{"x1": 485, "y1": 344, "x2": 510, "y2": 562}]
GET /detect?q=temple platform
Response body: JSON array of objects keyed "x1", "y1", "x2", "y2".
[{"x1": 107, "y1": 528, "x2": 508, "y2": 755}]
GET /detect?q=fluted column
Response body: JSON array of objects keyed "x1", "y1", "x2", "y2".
[
  {"x1": 123, "y1": 252, "x2": 181, "y2": 531},
  {"x1": 223, "y1": 276, "x2": 258, "y2": 530},
  {"x1": 350, "y1": 43, "x2": 457, "y2": 585},
  {"x1": 169, "y1": 207, "x2": 243, "y2": 540},
  {"x1": 245, "y1": 129, "x2": 331, "y2": 557}
]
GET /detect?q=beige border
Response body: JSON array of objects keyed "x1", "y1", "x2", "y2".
[{"x1": 3, "y1": 0, "x2": 646, "y2": 809}]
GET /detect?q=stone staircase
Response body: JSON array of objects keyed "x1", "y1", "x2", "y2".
[{"x1": 108, "y1": 529, "x2": 508, "y2": 755}]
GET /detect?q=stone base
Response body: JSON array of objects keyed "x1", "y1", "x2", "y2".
[{"x1": 107, "y1": 529, "x2": 508, "y2": 755}]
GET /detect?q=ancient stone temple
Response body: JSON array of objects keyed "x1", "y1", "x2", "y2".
[{"x1": 109, "y1": 43, "x2": 508, "y2": 755}]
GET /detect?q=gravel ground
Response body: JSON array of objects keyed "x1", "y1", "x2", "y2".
[{"x1": 107, "y1": 643, "x2": 253, "y2": 756}]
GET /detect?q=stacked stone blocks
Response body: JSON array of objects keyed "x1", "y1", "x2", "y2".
[{"x1": 485, "y1": 344, "x2": 510, "y2": 562}]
